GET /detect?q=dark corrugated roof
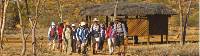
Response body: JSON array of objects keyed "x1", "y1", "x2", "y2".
[{"x1": 80, "y1": 2, "x2": 176, "y2": 16}]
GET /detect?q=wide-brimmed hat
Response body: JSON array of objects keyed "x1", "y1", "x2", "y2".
[
  {"x1": 93, "y1": 18, "x2": 99, "y2": 21},
  {"x1": 51, "y1": 21, "x2": 55, "y2": 26},
  {"x1": 114, "y1": 18, "x2": 120, "y2": 21},
  {"x1": 71, "y1": 24, "x2": 75, "y2": 26},
  {"x1": 80, "y1": 22, "x2": 86, "y2": 26},
  {"x1": 65, "y1": 22, "x2": 70, "y2": 25},
  {"x1": 63, "y1": 19, "x2": 68, "y2": 22}
]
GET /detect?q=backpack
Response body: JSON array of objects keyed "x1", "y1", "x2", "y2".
[
  {"x1": 114, "y1": 23, "x2": 126, "y2": 34},
  {"x1": 77, "y1": 27, "x2": 88, "y2": 41},
  {"x1": 91, "y1": 24, "x2": 100, "y2": 37},
  {"x1": 91, "y1": 24, "x2": 100, "y2": 33},
  {"x1": 50, "y1": 26, "x2": 56, "y2": 37}
]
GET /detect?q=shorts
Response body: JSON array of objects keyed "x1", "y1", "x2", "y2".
[
  {"x1": 95, "y1": 37, "x2": 100, "y2": 42},
  {"x1": 58, "y1": 35, "x2": 62, "y2": 43},
  {"x1": 115, "y1": 35, "x2": 124, "y2": 46},
  {"x1": 82, "y1": 40, "x2": 87, "y2": 43},
  {"x1": 92, "y1": 33, "x2": 100, "y2": 43}
]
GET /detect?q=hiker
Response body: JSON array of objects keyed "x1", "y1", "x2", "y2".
[
  {"x1": 47, "y1": 21, "x2": 57, "y2": 50},
  {"x1": 113, "y1": 18, "x2": 127, "y2": 54},
  {"x1": 106, "y1": 22, "x2": 115, "y2": 55},
  {"x1": 57, "y1": 22, "x2": 64, "y2": 52},
  {"x1": 71, "y1": 24, "x2": 77, "y2": 53},
  {"x1": 76, "y1": 22, "x2": 89, "y2": 55},
  {"x1": 62, "y1": 22, "x2": 72, "y2": 55},
  {"x1": 90, "y1": 18, "x2": 101, "y2": 54},
  {"x1": 76, "y1": 24, "x2": 81, "y2": 54},
  {"x1": 98, "y1": 24, "x2": 106, "y2": 52}
]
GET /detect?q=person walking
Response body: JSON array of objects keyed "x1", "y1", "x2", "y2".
[
  {"x1": 76, "y1": 22, "x2": 89, "y2": 55},
  {"x1": 106, "y1": 22, "x2": 115, "y2": 55},
  {"x1": 57, "y1": 22, "x2": 64, "y2": 52},
  {"x1": 113, "y1": 18, "x2": 127, "y2": 54},
  {"x1": 47, "y1": 21, "x2": 57, "y2": 51},
  {"x1": 90, "y1": 18, "x2": 101, "y2": 54},
  {"x1": 98, "y1": 24, "x2": 106, "y2": 52},
  {"x1": 62, "y1": 22, "x2": 72, "y2": 55},
  {"x1": 71, "y1": 24, "x2": 77, "y2": 53}
]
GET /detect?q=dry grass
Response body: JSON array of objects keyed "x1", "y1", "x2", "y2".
[
  {"x1": 2, "y1": 43, "x2": 198, "y2": 56},
  {"x1": 127, "y1": 43, "x2": 199, "y2": 56},
  {"x1": 1, "y1": 27, "x2": 199, "y2": 56}
]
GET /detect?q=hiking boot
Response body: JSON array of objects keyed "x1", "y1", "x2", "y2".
[
  {"x1": 83, "y1": 54, "x2": 87, "y2": 56},
  {"x1": 109, "y1": 52, "x2": 113, "y2": 55},
  {"x1": 68, "y1": 53, "x2": 72, "y2": 55}
]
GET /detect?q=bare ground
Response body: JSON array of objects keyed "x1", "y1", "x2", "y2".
[{"x1": 0, "y1": 27, "x2": 199, "y2": 56}]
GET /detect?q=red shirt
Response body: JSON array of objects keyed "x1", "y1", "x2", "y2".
[
  {"x1": 106, "y1": 26, "x2": 113, "y2": 38},
  {"x1": 58, "y1": 26, "x2": 63, "y2": 37}
]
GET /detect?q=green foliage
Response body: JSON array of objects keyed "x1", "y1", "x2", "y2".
[
  {"x1": 128, "y1": 0, "x2": 144, "y2": 3},
  {"x1": 4, "y1": 0, "x2": 199, "y2": 29},
  {"x1": 188, "y1": 12, "x2": 199, "y2": 27}
]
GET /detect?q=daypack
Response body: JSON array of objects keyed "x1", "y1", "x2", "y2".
[
  {"x1": 50, "y1": 27, "x2": 56, "y2": 37},
  {"x1": 91, "y1": 24, "x2": 100, "y2": 33},
  {"x1": 63, "y1": 27, "x2": 72, "y2": 39},
  {"x1": 91, "y1": 24, "x2": 100, "y2": 37},
  {"x1": 114, "y1": 22, "x2": 127, "y2": 36}
]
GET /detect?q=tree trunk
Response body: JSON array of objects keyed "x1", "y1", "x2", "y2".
[
  {"x1": 32, "y1": 23, "x2": 36, "y2": 56},
  {"x1": 178, "y1": 0, "x2": 184, "y2": 45},
  {"x1": 182, "y1": 0, "x2": 192, "y2": 45},
  {"x1": 0, "y1": 0, "x2": 3, "y2": 36},
  {"x1": 113, "y1": 0, "x2": 118, "y2": 21},
  {"x1": 0, "y1": 0, "x2": 4, "y2": 51},
  {"x1": 57, "y1": 0, "x2": 63, "y2": 22},
  {"x1": 32, "y1": 0, "x2": 40, "y2": 56},
  {"x1": 25, "y1": 0, "x2": 40, "y2": 55},
  {"x1": 1, "y1": 0, "x2": 9, "y2": 49},
  {"x1": 0, "y1": 0, "x2": 3, "y2": 56},
  {"x1": 16, "y1": 0, "x2": 26, "y2": 55},
  {"x1": 179, "y1": 0, "x2": 192, "y2": 45}
]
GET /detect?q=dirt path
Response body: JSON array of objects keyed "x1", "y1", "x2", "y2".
[{"x1": 1, "y1": 34, "x2": 199, "y2": 56}]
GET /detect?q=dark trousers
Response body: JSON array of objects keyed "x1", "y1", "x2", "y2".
[
  {"x1": 98, "y1": 37, "x2": 105, "y2": 50},
  {"x1": 133, "y1": 36, "x2": 139, "y2": 44},
  {"x1": 72, "y1": 39, "x2": 76, "y2": 52},
  {"x1": 115, "y1": 34, "x2": 124, "y2": 47},
  {"x1": 77, "y1": 41, "x2": 81, "y2": 54}
]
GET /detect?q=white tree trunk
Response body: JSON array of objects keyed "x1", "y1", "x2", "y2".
[
  {"x1": 182, "y1": 0, "x2": 192, "y2": 45},
  {"x1": 179, "y1": 0, "x2": 192, "y2": 45},
  {"x1": 16, "y1": 0, "x2": 26, "y2": 55},
  {"x1": 178, "y1": 0, "x2": 184, "y2": 45},
  {"x1": 113, "y1": 0, "x2": 118, "y2": 21},
  {"x1": 0, "y1": 0, "x2": 9, "y2": 49},
  {"x1": 57, "y1": 0, "x2": 63, "y2": 22},
  {"x1": 31, "y1": 0, "x2": 40, "y2": 56},
  {"x1": 0, "y1": 0, "x2": 3, "y2": 37}
]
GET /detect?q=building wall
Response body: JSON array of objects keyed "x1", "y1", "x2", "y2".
[
  {"x1": 127, "y1": 15, "x2": 169, "y2": 36},
  {"x1": 127, "y1": 18, "x2": 149, "y2": 36},
  {"x1": 148, "y1": 15, "x2": 169, "y2": 35}
]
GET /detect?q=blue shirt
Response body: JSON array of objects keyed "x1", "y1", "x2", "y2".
[
  {"x1": 76, "y1": 27, "x2": 89, "y2": 42},
  {"x1": 100, "y1": 27, "x2": 105, "y2": 37}
]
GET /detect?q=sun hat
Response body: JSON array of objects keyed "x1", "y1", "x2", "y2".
[
  {"x1": 93, "y1": 18, "x2": 99, "y2": 21},
  {"x1": 71, "y1": 24, "x2": 75, "y2": 26},
  {"x1": 65, "y1": 22, "x2": 70, "y2": 25},
  {"x1": 114, "y1": 18, "x2": 120, "y2": 21},
  {"x1": 51, "y1": 21, "x2": 55, "y2": 26},
  {"x1": 80, "y1": 22, "x2": 86, "y2": 26}
]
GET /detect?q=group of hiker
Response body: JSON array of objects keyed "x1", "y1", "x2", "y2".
[{"x1": 47, "y1": 18, "x2": 127, "y2": 55}]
